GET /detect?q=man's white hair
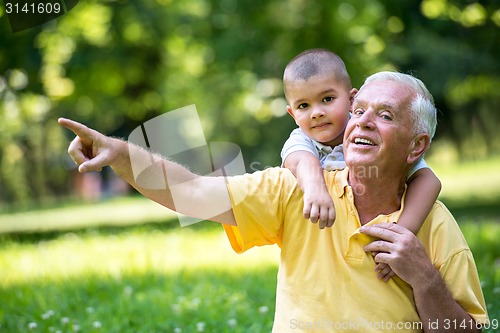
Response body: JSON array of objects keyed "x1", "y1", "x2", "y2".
[{"x1": 361, "y1": 71, "x2": 437, "y2": 140}]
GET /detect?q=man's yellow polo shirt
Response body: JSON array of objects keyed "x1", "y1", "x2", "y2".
[{"x1": 223, "y1": 167, "x2": 488, "y2": 332}]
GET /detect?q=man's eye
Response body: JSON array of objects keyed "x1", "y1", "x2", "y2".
[
  {"x1": 353, "y1": 108, "x2": 364, "y2": 116},
  {"x1": 381, "y1": 113, "x2": 393, "y2": 121}
]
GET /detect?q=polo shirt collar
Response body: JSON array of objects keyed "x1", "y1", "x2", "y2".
[
  {"x1": 335, "y1": 167, "x2": 351, "y2": 198},
  {"x1": 311, "y1": 138, "x2": 344, "y2": 156}
]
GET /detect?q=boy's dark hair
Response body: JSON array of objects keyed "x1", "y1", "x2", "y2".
[{"x1": 283, "y1": 49, "x2": 351, "y2": 99}]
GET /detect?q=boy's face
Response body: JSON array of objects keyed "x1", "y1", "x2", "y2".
[{"x1": 286, "y1": 74, "x2": 356, "y2": 147}]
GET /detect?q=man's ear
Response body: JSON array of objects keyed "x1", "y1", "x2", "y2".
[{"x1": 407, "y1": 133, "x2": 431, "y2": 165}]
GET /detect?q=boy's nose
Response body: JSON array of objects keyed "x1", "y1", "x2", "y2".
[{"x1": 310, "y1": 106, "x2": 326, "y2": 119}]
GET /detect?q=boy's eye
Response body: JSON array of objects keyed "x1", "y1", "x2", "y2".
[
  {"x1": 323, "y1": 96, "x2": 334, "y2": 103},
  {"x1": 298, "y1": 103, "x2": 309, "y2": 109}
]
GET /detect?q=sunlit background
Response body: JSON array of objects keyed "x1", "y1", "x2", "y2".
[{"x1": 0, "y1": 0, "x2": 499, "y2": 332}]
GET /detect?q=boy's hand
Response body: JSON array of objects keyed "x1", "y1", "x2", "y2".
[
  {"x1": 373, "y1": 256, "x2": 396, "y2": 282},
  {"x1": 303, "y1": 187, "x2": 336, "y2": 229},
  {"x1": 283, "y1": 151, "x2": 335, "y2": 228}
]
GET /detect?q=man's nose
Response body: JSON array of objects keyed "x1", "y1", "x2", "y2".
[{"x1": 357, "y1": 111, "x2": 375, "y2": 129}]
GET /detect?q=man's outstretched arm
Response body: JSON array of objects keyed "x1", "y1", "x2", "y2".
[{"x1": 58, "y1": 118, "x2": 237, "y2": 226}]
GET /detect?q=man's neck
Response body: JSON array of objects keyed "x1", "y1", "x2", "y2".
[{"x1": 348, "y1": 166, "x2": 406, "y2": 225}]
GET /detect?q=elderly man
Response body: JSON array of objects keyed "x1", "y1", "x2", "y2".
[{"x1": 59, "y1": 72, "x2": 488, "y2": 332}]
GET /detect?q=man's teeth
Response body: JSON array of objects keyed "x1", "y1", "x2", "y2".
[{"x1": 354, "y1": 138, "x2": 375, "y2": 145}]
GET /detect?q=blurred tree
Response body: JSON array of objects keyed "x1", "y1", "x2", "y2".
[
  {"x1": 0, "y1": 0, "x2": 498, "y2": 206},
  {"x1": 381, "y1": 0, "x2": 500, "y2": 159}
]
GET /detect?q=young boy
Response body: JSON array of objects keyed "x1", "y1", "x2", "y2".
[{"x1": 281, "y1": 49, "x2": 442, "y2": 281}]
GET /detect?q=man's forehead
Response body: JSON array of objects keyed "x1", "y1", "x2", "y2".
[
  {"x1": 354, "y1": 80, "x2": 413, "y2": 108},
  {"x1": 353, "y1": 96, "x2": 399, "y2": 110}
]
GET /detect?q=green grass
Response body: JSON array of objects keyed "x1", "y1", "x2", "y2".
[
  {"x1": 430, "y1": 154, "x2": 500, "y2": 204},
  {"x1": 0, "y1": 196, "x2": 178, "y2": 234},
  {"x1": 460, "y1": 222, "x2": 500, "y2": 331},
  {"x1": 0, "y1": 218, "x2": 498, "y2": 332},
  {"x1": 0, "y1": 222, "x2": 279, "y2": 332},
  {"x1": 0, "y1": 155, "x2": 499, "y2": 332},
  {"x1": 429, "y1": 155, "x2": 500, "y2": 331}
]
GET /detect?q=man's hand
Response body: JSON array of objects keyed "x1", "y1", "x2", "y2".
[
  {"x1": 361, "y1": 223, "x2": 481, "y2": 332},
  {"x1": 58, "y1": 118, "x2": 118, "y2": 173},
  {"x1": 360, "y1": 223, "x2": 434, "y2": 286},
  {"x1": 303, "y1": 186, "x2": 336, "y2": 229}
]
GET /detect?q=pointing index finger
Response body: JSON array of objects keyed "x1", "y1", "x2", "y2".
[{"x1": 58, "y1": 118, "x2": 95, "y2": 142}]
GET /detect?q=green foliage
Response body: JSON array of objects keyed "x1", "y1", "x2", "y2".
[{"x1": 1, "y1": 0, "x2": 499, "y2": 205}]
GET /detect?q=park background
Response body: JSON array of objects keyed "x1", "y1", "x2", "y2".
[{"x1": 0, "y1": 0, "x2": 499, "y2": 332}]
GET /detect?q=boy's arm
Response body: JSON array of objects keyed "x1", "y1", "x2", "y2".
[
  {"x1": 58, "y1": 118, "x2": 237, "y2": 226},
  {"x1": 400, "y1": 167, "x2": 442, "y2": 234},
  {"x1": 374, "y1": 167, "x2": 442, "y2": 281},
  {"x1": 284, "y1": 151, "x2": 335, "y2": 229}
]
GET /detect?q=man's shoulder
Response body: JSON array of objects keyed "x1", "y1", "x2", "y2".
[
  {"x1": 226, "y1": 167, "x2": 301, "y2": 218},
  {"x1": 256, "y1": 166, "x2": 295, "y2": 177},
  {"x1": 230, "y1": 167, "x2": 297, "y2": 188},
  {"x1": 419, "y1": 200, "x2": 470, "y2": 260},
  {"x1": 427, "y1": 200, "x2": 457, "y2": 224},
  {"x1": 422, "y1": 200, "x2": 461, "y2": 232}
]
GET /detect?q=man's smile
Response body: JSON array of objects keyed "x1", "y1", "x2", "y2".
[{"x1": 353, "y1": 137, "x2": 376, "y2": 146}]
